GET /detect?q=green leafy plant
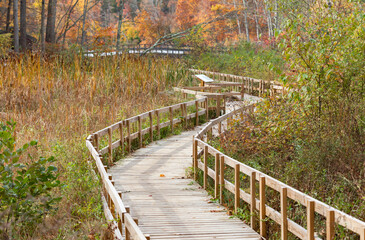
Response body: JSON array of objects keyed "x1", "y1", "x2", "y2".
[{"x1": 0, "y1": 121, "x2": 62, "y2": 238}]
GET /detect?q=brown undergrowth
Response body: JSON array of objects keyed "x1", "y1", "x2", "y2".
[{"x1": 0, "y1": 53, "x2": 189, "y2": 239}]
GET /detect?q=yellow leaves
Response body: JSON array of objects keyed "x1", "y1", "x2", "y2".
[{"x1": 211, "y1": 4, "x2": 224, "y2": 12}]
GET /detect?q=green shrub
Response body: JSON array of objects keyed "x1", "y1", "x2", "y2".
[
  {"x1": 0, "y1": 33, "x2": 12, "y2": 56},
  {"x1": 0, "y1": 121, "x2": 62, "y2": 239}
]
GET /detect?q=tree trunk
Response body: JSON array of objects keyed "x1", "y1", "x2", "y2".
[
  {"x1": 13, "y1": 0, "x2": 19, "y2": 52},
  {"x1": 80, "y1": 0, "x2": 89, "y2": 48},
  {"x1": 242, "y1": 0, "x2": 250, "y2": 42},
  {"x1": 233, "y1": 0, "x2": 241, "y2": 36},
  {"x1": 46, "y1": 0, "x2": 57, "y2": 43},
  {"x1": 6, "y1": 0, "x2": 12, "y2": 32},
  {"x1": 253, "y1": 0, "x2": 260, "y2": 41},
  {"x1": 20, "y1": 0, "x2": 27, "y2": 51},
  {"x1": 264, "y1": 0, "x2": 273, "y2": 39},
  {"x1": 40, "y1": 0, "x2": 46, "y2": 52},
  {"x1": 116, "y1": 0, "x2": 124, "y2": 52}
]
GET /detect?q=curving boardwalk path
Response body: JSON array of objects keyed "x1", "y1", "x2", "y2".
[{"x1": 109, "y1": 127, "x2": 261, "y2": 240}]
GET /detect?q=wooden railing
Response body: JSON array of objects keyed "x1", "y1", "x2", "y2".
[
  {"x1": 190, "y1": 69, "x2": 284, "y2": 97},
  {"x1": 193, "y1": 104, "x2": 365, "y2": 240},
  {"x1": 86, "y1": 97, "x2": 210, "y2": 240}
]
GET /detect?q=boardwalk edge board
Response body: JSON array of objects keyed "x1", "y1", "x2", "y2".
[{"x1": 86, "y1": 70, "x2": 365, "y2": 240}]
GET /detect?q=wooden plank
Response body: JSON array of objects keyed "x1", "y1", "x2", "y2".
[
  {"x1": 169, "y1": 107, "x2": 173, "y2": 133},
  {"x1": 203, "y1": 146, "x2": 208, "y2": 190},
  {"x1": 127, "y1": 120, "x2": 131, "y2": 153},
  {"x1": 281, "y1": 187, "x2": 288, "y2": 240},
  {"x1": 326, "y1": 210, "x2": 335, "y2": 240},
  {"x1": 250, "y1": 172, "x2": 256, "y2": 230},
  {"x1": 194, "y1": 139, "x2": 198, "y2": 180},
  {"x1": 259, "y1": 176, "x2": 266, "y2": 238},
  {"x1": 234, "y1": 164, "x2": 240, "y2": 214},
  {"x1": 220, "y1": 155, "x2": 224, "y2": 204},
  {"x1": 307, "y1": 200, "x2": 315, "y2": 240},
  {"x1": 108, "y1": 128, "x2": 112, "y2": 165},
  {"x1": 195, "y1": 101, "x2": 199, "y2": 126},
  {"x1": 119, "y1": 122, "x2": 124, "y2": 153},
  {"x1": 215, "y1": 153, "x2": 219, "y2": 199},
  {"x1": 156, "y1": 110, "x2": 160, "y2": 139},
  {"x1": 149, "y1": 111, "x2": 153, "y2": 142},
  {"x1": 138, "y1": 116, "x2": 142, "y2": 148},
  {"x1": 124, "y1": 214, "x2": 147, "y2": 240}
]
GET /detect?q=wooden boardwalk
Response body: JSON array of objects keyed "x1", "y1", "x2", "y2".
[{"x1": 109, "y1": 129, "x2": 261, "y2": 240}]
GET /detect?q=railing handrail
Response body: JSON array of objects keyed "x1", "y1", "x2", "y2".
[
  {"x1": 86, "y1": 97, "x2": 211, "y2": 240},
  {"x1": 193, "y1": 103, "x2": 365, "y2": 240}
]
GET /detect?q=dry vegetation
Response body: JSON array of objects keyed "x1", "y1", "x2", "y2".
[{"x1": 0, "y1": 53, "x2": 189, "y2": 239}]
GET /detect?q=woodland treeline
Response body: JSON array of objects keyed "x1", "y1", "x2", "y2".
[{"x1": 0, "y1": 0, "x2": 289, "y2": 53}]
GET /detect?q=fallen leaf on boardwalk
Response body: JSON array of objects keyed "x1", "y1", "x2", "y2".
[
  {"x1": 211, "y1": 210, "x2": 225, "y2": 213},
  {"x1": 160, "y1": 174, "x2": 165, "y2": 177}
]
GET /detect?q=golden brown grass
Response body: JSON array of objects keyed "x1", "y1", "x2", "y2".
[{"x1": 0, "y1": 53, "x2": 189, "y2": 239}]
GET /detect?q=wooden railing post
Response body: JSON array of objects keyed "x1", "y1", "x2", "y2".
[
  {"x1": 259, "y1": 176, "x2": 267, "y2": 238},
  {"x1": 220, "y1": 155, "x2": 224, "y2": 204},
  {"x1": 326, "y1": 209, "x2": 335, "y2": 240},
  {"x1": 127, "y1": 120, "x2": 131, "y2": 153},
  {"x1": 138, "y1": 116, "x2": 142, "y2": 148},
  {"x1": 184, "y1": 103, "x2": 187, "y2": 128},
  {"x1": 203, "y1": 146, "x2": 208, "y2": 189},
  {"x1": 108, "y1": 128, "x2": 112, "y2": 165},
  {"x1": 193, "y1": 139, "x2": 198, "y2": 180},
  {"x1": 195, "y1": 100, "x2": 199, "y2": 126},
  {"x1": 180, "y1": 104, "x2": 185, "y2": 129},
  {"x1": 218, "y1": 122, "x2": 222, "y2": 134},
  {"x1": 149, "y1": 111, "x2": 153, "y2": 142},
  {"x1": 215, "y1": 153, "x2": 219, "y2": 199},
  {"x1": 307, "y1": 200, "x2": 315, "y2": 240},
  {"x1": 169, "y1": 106, "x2": 173, "y2": 133},
  {"x1": 361, "y1": 228, "x2": 365, "y2": 240},
  {"x1": 156, "y1": 110, "x2": 160, "y2": 139},
  {"x1": 281, "y1": 187, "x2": 288, "y2": 240},
  {"x1": 205, "y1": 97, "x2": 209, "y2": 120},
  {"x1": 94, "y1": 133, "x2": 99, "y2": 151},
  {"x1": 119, "y1": 122, "x2": 124, "y2": 153},
  {"x1": 250, "y1": 171, "x2": 257, "y2": 230},
  {"x1": 117, "y1": 191, "x2": 123, "y2": 234},
  {"x1": 234, "y1": 164, "x2": 240, "y2": 214}
]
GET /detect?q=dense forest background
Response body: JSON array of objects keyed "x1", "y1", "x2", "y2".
[{"x1": 0, "y1": 0, "x2": 286, "y2": 52}]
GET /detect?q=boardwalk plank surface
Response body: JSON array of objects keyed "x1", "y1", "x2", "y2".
[{"x1": 109, "y1": 129, "x2": 261, "y2": 240}]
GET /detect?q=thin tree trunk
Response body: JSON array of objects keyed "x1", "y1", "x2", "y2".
[
  {"x1": 20, "y1": 0, "x2": 26, "y2": 51},
  {"x1": 264, "y1": 0, "x2": 273, "y2": 39},
  {"x1": 274, "y1": 0, "x2": 279, "y2": 30},
  {"x1": 233, "y1": 0, "x2": 241, "y2": 36},
  {"x1": 62, "y1": 0, "x2": 79, "y2": 48},
  {"x1": 46, "y1": 0, "x2": 57, "y2": 43},
  {"x1": 242, "y1": 0, "x2": 250, "y2": 42},
  {"x1": 40, "y1": 0, "x2": 46, "y2": 52},
  {"x1": 13, "y1": 0, "x2": 19, "y2": 52},
  {"x1": 116, "y1": 0, "x2": 124, "y2": 52},
  {"x1": 253, "y1": 0, "x2": 260, "y2": 41},
  {"x1": 6, "y1": 0, "x2": 12, "y2": 32},
  {"x1": 80, "y1": 0, "x2": 89, "y2": 48}
]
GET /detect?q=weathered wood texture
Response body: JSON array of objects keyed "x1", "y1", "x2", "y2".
[
  {"x1": 109, "y1": 130, "x2": 261, "y2": 240},
  {"x1": 194, "y1": 104, "x2": 365, "y2": 240},
  {"x1": 189, "y1": 69, "x2": 284, "y2": 97}
]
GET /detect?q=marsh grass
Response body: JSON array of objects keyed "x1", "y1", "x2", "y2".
[{"x1": 0, "y1": 53, "x2": 190, "y2": 239}]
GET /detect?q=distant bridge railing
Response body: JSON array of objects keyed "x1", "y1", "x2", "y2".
[
  {"x1": 84, "y1": 45, "x2": 229, "y2": 57},
  {"x1": 193, "y1": 104, "x2": 365, "y2": 240}
]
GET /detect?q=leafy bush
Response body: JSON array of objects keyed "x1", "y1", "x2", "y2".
[{"x1": 0, "y1": 121, "x2": 62, "y2": 239}]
